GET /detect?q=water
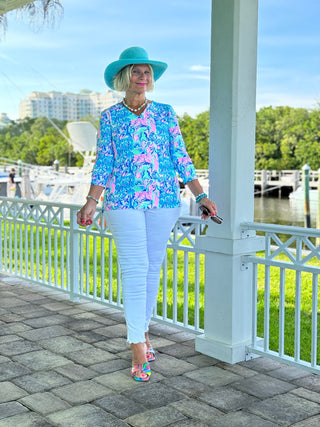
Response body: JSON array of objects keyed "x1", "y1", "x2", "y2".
[{"x1": 254, "y1": 197, "x2": 319, "y2": 228}]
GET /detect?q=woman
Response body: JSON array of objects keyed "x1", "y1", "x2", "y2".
[{"x1": 77, "y1": 47, "x2": 218, "y2": 382}]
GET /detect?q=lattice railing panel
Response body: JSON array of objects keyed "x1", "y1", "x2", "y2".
[
  {"x1": 241, "y1": 221, "x2": 320, "y2": 374},
  {"x1": 0, "y1": 198, "x2": 206, "y2": 333}
]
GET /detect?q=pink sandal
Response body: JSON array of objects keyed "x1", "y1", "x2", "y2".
[
  {"x1": 131, "y1": 363, "x2": 151, "y2": 382},
  {"x1": 146, "y1": 347, "x2": 156, "y2": 362}
]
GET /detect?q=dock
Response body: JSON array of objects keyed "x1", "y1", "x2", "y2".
[
  {"x1": 254, "y1": 170, "x2": 319, "y2": 197},
  {"x1": 195, "y1": 169, "x2": 319, "y2": 197}
]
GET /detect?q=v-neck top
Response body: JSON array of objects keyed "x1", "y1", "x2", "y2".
[{"x1": 91, "y1": 101, "x2": 197, "y2": 210}]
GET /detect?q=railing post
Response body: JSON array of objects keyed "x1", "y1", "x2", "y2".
[
  {"x1": 261, "y1": 170, "x2": 267, "y2": 196},
  {"x1": 69, "y1": 207, "x2": 80, "y2": 302},
  {"x1": 293, "y1": 170, "x2": 300, "y2": 191},
  {"x1": 53, "y1": 159, "x2": 60, "y2": 172},
  {"x1": 317, "y1": 168, "x2": 320, "y2": 245},
  {"x1": 195, "y1": 0, "x2": 262, "y2": 364},
  {"x1": 303, "y1": 164, "x2": 311, "y2": 228},
  {"x1": 21, "y1": 167, "x2": 32, "y2": 199}
]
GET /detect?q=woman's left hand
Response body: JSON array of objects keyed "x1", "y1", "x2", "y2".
[{"x1": 198, "y1": 197, "x2": 218, "y2": 220}]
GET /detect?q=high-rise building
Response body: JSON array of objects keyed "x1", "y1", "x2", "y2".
[{"x1": 19, "y1": 89, "x2": 122, "y2": 120}]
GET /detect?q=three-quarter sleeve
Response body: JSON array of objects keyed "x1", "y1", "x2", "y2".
[
  {"x1": 168, "y1": 106, "x2": 197, "y2": 184},
  {"x1": 91, "y1": 110, "x2": 114, "y2": 187}
]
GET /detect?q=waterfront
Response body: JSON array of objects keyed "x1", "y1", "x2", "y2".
[{"x1": 254, "y1": 196, "x2": 319, "y2": 228}]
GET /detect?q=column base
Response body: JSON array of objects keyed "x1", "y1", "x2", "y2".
[{"x1": 195, "y1": 334, "x2": 251, "y2": 364}]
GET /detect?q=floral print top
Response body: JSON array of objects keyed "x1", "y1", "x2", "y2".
[{"x1": 91, "y1": 101, "x2": 197, "y2": 210}]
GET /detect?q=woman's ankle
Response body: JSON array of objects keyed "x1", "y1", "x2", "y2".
[
  {"x1": 131, "y1": 342, "x2": 147, "y2": 365},
  {"x1": 145, "y1": 332, "x2": 151, "y2": 348}
]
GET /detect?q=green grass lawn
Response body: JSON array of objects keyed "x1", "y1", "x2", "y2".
[{"x1": 256, "y1": 250, "x2": 320, "y2": 364}]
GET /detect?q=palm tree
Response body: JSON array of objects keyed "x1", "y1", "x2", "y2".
[{"x1": 0, "y1": 0, "x2": 63, "y2": 39}]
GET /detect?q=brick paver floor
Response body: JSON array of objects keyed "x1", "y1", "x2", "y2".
[{"x1": 1, "y1": 274, "x2": 320, "y2": 426}]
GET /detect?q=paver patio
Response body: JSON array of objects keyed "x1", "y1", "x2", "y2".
[{"x1": 1, "y1": 273, "x2": 320, "y2": 426}]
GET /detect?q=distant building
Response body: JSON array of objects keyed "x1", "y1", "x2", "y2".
[
  {"x1": 0, "y1": 113, "x2": 11, "y2": 129},
  {"x1": 19, "y1": 89, "x2": 122, "y2": 121}
]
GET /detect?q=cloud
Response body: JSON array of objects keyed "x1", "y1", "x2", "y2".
[
  {"x1": 190, "y1": 65, "x2": 210, "y2": 72},
  {"x1": 190, "y1": 74, "x2": 210, "y2": 81},
  {"x1": 167, "y1": 73, "x2": 210, "y2": 82}
]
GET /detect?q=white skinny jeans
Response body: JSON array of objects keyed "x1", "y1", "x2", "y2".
[{"x1": 105, "y1": 207, "x2": 181, "y2": 344}]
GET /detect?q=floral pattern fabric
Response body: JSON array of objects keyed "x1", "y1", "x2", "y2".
[{"x1": 91, "y1": 101, "x2": 197, "y2": 210}]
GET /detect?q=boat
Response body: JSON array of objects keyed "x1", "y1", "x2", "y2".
[{"x1": 289, "y1": 186, "x2": 319, "y2": 202}]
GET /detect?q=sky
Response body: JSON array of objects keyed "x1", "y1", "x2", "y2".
[{"x1": 0, "y1": 0, "x2": 319, "y2": 120}]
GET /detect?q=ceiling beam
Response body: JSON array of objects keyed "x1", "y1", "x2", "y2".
[{"x1": 0, "y1": 0, "x2": 34, "y2": 15}]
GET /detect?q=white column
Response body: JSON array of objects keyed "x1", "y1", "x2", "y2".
[{"x1": 195, "y1": 0, "x2": 263, "y2": 363}]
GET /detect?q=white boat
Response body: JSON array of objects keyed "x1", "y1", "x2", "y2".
[
  {"x1": 289, "y1": 186, "x2": 319, "y2": 202},
  {"x1": 0, "y1": 122, "x2": 96, "y2": 210},
  {"x1": 30, "y1": 122, "x2": 97, "y2": 208}
]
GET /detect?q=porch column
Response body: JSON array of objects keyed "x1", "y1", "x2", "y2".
[{"x1": 195, "y1": 0, "x2": 263, "y2": 363}]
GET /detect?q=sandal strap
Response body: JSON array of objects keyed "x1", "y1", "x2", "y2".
[
  {"x1": 132, "y1": 362, "x2": 151, "y2": 375},
  {"x1": 146, "y1": 347, "x2": 155, "y2": 356},
  {"x1": 146, "y1": 347, "x2": 156, "y2": 361},
  {"x1": 131, "y1": 362, "x2": 151, "y2": 381}
]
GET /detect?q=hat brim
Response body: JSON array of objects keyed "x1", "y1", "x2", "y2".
[{"x1": 104, "y1": 59, "x2": 167, "y2": 90}]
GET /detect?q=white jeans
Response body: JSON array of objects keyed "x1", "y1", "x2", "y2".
[{"x1": 105, "y1": 207, "x2": 181, "y2": 344}]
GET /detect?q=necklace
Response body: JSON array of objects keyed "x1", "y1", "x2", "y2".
[{"x1": 122, "y1": 98, "x2": 148, "y2": 112}]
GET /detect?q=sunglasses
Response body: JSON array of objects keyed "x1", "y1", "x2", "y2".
[{"x1": 199, "y1": 205, "x2": 223, "y2": 224}]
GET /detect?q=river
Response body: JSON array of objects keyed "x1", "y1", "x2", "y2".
[{"x1": 254, "y1": 197, "x2": 319, "y2": 228}]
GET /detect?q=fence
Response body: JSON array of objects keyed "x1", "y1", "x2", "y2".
[
  {"x1": 1, "y1": 197, "x2": 320, "y2": 373},
  {"x1": 241, "y1": 221, "x2": 320, "y2": 373},
  {"x1": 0, "y1": 197, "x2": 206, "y2": 333}
]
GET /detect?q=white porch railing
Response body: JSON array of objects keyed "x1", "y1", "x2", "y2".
[
  {"x1": 0, "y1": 197, "x2": 205, "y2": 333},
  {"x1": 241, "y1": 222, "x2": 320, "y2": 374},
  {"x1": 1, "y1": 197, "x2": 319, "y2": 373}
]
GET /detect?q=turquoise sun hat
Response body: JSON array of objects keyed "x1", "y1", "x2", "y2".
[{"x1": 104, "y1": 47, "x2": 168, "y2": 90}]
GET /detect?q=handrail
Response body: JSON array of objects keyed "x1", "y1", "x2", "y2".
[
  {"x1": 0, "y1": 197, "x2": 206, "y2": 333},
  {"x1": 241, "y1": 221, "x2": 320, "y2": 374}
]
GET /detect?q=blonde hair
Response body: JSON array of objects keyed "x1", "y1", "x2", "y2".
[{"x1": 113, "y1": 64, "x2": 154, "y2": 92}]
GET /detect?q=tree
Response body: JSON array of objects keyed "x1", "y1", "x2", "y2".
[
  {"x1": 179, "y1": 111, "x2": 210, "y2": 169},
  {"x1": 254, "y1": 106, "x2": 320, "y2": 170},
  {"x1": 255, "y1": 106, "x2": 282, "y2": 169},
  {"x1": 1, "y1": 106, "x2": 320, "y2": 170},
  {"x1": 0, "y1": 115, "x2": 81, "y2": 166},
  {"x1": 295, "y1": 106, "x2": 320, "y2": 169},
  {"x1": 0, "y1": 0, "x2": 63, "y2": 40}
]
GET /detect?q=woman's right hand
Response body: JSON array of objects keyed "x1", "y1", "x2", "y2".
[
  {"x1": 76, "y1": 200, "x2": 97, "y2": 226},
  {"x1": 198, "y1": 197, "x2": 218, "y2": 219}
]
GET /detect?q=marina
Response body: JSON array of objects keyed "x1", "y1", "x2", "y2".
[
  {"x1": 1, "y1": 135, "x2": 318, "y2": 225},
  {"x1": 254, "y1": 170, "x2": 319, "y2": 197},
  {"x1": 1, "y1": 170, "x2": 317, "y2": 228},
  {"x1": 0, "y1": 164, "x2": 318, "y2": 227}
]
